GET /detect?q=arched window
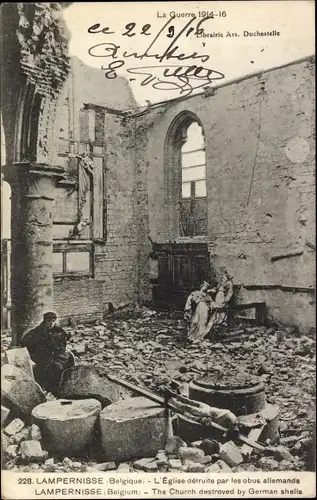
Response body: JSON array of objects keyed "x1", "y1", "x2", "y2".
[
  {"x1": 165, "y1": 112, "x2": 208, "y2": 239},
  {"x1": 180, "y1": 122, "x2": 207, "y2": 237}
]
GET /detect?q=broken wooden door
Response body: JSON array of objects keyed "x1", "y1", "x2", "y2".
[{"x1": 151, "y1": 242, "x2": 211, "y2": 311}]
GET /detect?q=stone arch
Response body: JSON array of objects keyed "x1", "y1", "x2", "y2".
[{"x1": 164, "y1": 110, "x2": 206, "y2": 239}]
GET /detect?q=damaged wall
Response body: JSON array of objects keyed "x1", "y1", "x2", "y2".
[
  {"x1": 138, "y1": 56, "x2": 315, "y2": 331},
  {"x1": 51, "y1": 57, "x2": 139, "y2": 321}
]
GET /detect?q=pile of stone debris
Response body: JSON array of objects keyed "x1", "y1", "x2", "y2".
[{"x1": 1, "y1": 307, "x2": 315, "y2": 473}]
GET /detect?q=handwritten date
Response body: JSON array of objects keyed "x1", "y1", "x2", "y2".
[{"x1": 87, "y1": 16, "x2": 225, "y2": 97}]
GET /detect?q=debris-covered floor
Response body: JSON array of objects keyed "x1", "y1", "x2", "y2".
[{"x1": 1, "y1": 307, "x2": 316, "y2": 473}]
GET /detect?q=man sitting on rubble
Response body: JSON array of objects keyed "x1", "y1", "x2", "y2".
[{"x1": 21, "y1": 312, "x2": 74, "y2": 395}]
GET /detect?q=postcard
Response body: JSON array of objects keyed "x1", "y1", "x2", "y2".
[{"x1": 1, "y1": 1, "x2": 315, "y2": 499}]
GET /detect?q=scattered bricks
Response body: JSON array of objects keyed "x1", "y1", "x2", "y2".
[
  {"x1": 143, "y1": 460, "x2": 159, "y2": 472},
  {"x1": 156, "y1": 451, "x2": 169, "y2": 467},
  {"x1": 30, "y1": 424, "x2": 42, "y2": 441},
  {"x1": 279, "y1": 460, "x2": 297, "y2": 471},
  {"x1": 4, "y1": 348, "x2": 34, "y2": 380},
  {"x1": 92, "y1": 462, "x2": 117, "y2": 471},
  {"x1": 43, "y1": 458, "x2": 55, "y2": 472},
  {"x1": 169, "y1": 459, "x2": 182, "y2": 470},
  {"x1": 116, "y1": 463, "x2": 131, "y2": 472},
  {"x1": 20, "y1": 440, "x2": 45, "y2": 463},
  {"x1": 12, "y1": 428, "x2": 30, "y2": 445},
  {"x1": 258, "y1": 457, "x2": 280, "y2": 471},
  {"x1": 165, "y1": 436, "x2": 186, "y2": 455},
  {"x1": 32, "y1": 399, "x2": 102, "y2": 454},
  {"x1": 179, "y1": 446, "x2": 205, "y2": 464},
  {"x1": 237, "y1": 463, "x2": 258, "y2": 472},
  {"x1": 72, "y1": 462, "x2": 83, "y2": 470},
  {"x1": 273, "y1": 446, "x2": 295, "y2": 462},
  {"x1": 1, "y1": 406, "x2": 10, "y2": 427},
  {"x1": 219, "y1": 441, "x2": 244, "y2": 468},
  {"x1": 205, "y1": 460, "x2": 232, "y2": 473},
  {"x1": 100, "y1": 397, "x2": 167, "y2": 462},
  {"x1": 1, "y1": 364, "x2": 46, "y2": 417},
  {"x1": 63, "y1": 457, "x2": 73, "y2": 467},
  {"x1": 133, "y1": 458, "x2": 156, "y2": 471},
  {"x1": 199, "y1": 439, "x2": 220, "y2": 456},
  {"x1": 5, "y1": 445, "x2": 19, "y2": 459},
  {"x1": 200, "y1": 455, "x2": 212, "y2": 465},
  {"x1": 185, "y1": 462, "x2": 206, "y2": 472},
  {"x1": 59, "y1": 365, "x2": 120, "y2": 406},
  {"x1": 73, "y1": 343, "x2": 87, "y2": 356},
  {"x1": 4, "y1": 418, "x2": 25, "y2": 437}
]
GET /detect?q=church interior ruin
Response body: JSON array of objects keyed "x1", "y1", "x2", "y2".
[{"x1": 1, "y1": 2, "x2": 315, "y2": 479}]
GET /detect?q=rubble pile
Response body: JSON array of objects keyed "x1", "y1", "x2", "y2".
[{"x1": 1, "y1": 307, "x2": 315, "y2": 473}]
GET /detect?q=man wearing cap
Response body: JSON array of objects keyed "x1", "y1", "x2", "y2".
[{"x1": 21, "y1": 312, "x2": 74, "y2": 395}]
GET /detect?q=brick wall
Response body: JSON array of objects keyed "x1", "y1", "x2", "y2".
[
  {"x1": 139, "y1": 56, "x2": 315, "y2": 331},
  {"x1": 93, "y1": 113, "x2": 139, "y2": 307},
  {"x1": 53, "y1": 279, "x2": 104, "y2": 322},
  {"x1": 51, "y1": 57, "x2": 139, "y2": 321}
]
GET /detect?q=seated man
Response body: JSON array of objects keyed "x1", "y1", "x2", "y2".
[{"x1": 21, "y1": 312, "x2": 74, "y2": 395}]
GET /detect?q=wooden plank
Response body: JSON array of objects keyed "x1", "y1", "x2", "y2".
[
  {"x1": 241, "y1": 426, "x2": 265, "y2": 457},
  {"x1": 271, "y1": 249, "x2": 303, "y2": 261}
]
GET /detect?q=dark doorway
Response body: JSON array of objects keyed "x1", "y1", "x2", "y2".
[{"x1": 151, "y1": 242, "x2": 211, "y2": 312}]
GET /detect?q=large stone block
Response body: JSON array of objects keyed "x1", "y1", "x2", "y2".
[
  {"x1": 4, "y1": 348, "x2": 34, "y2": 380},
  {"x1": 179, "y1": 446, "x2": 205, "y2": 464},
  {"x1": 20, "y1": 440, "x2": 46, "y2": 463},
  {"x1": 32, "y1": 399, "x2": 102, "y2": 455},
  {"x1": 100, "y1": 397, "x2": 167, "y2": 462},
  {"x1": 3, "y1": 418, "x2": 25, "y2": 437},
  {"x1": 1, "y1": 365, "x2": 46, "y2": 417},
  {"x1": 58, "y1": 365, "x2": 120, "y2": 406},
  {"x1": 219, "y1": 441, "x2": 243, "y2": 467}
]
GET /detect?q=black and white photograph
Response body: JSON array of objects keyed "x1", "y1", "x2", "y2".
[{"x1": 1, "y1": 1, "x2": 316, "y2": 498}]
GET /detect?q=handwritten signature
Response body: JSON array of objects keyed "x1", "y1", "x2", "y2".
[{"x1": 87, "y1": 16, "x2": 225, "y2": 97}]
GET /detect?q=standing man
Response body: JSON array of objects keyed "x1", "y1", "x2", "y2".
[{"x1": 21, "y1": 312, "x2": 74, "y2": 395}]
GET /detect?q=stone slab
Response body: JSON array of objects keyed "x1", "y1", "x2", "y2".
[
  {"x1": 219, "y1": 441, "x2": 243, "y2": 467},
  {"x1": 59, "y1": 365, "x2": 120, "y2": 406},
  {"x1": 32, "y1": 398, "x2": 102, "y2": 454},
  {"x1": 1, "y1": 364, "x2": 46, "y2": 417},
  {"x1": 20, "y1": 440, "x2": 45, "y2": 463},
  {"x1": 100, "y1": 397, "x2": 167, "y2": 462},
  {"x1": 179, "y1": 446, "x2": 205, "y2": 464},
  {"x1": 116, "y1": 463, "x2": 131, "y2": 472},
  {"x1": 143, "y1": 460, "x2": 158, "y2": 472},
  {"x1": 4, "y1": 418, "x2": 25, "y2": 437},
  {"x1": 92, "y1": 462, "x2": 117, "y2": 471},
  {"x1": 238, "y1": 404, "x2": 280, "y2": 444},
  {"x1": 4, "y1": 348, "x2": 34, "y2": 380},
  {"x1": 169, "y1": 458, "x2": 182, "y2": 470},
  {"x1": 185, "y1": 462, "x2": 205, "y2": 472},
  {"x1": 205, "y1": 460, "x2": 232, "y2": 472}
]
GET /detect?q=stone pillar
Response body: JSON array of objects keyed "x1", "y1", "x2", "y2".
[{"x1": 4, "y1": 163, "x2": 65, "y2": 345}]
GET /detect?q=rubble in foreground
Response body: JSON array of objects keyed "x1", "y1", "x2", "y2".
[{"x1": 1, "y1": 307, "x2": 315, "y2": 473}]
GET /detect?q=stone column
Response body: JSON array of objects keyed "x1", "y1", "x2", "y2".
[{"x1": 4, "y1": 163, "x2": 65, "y2": 346}]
